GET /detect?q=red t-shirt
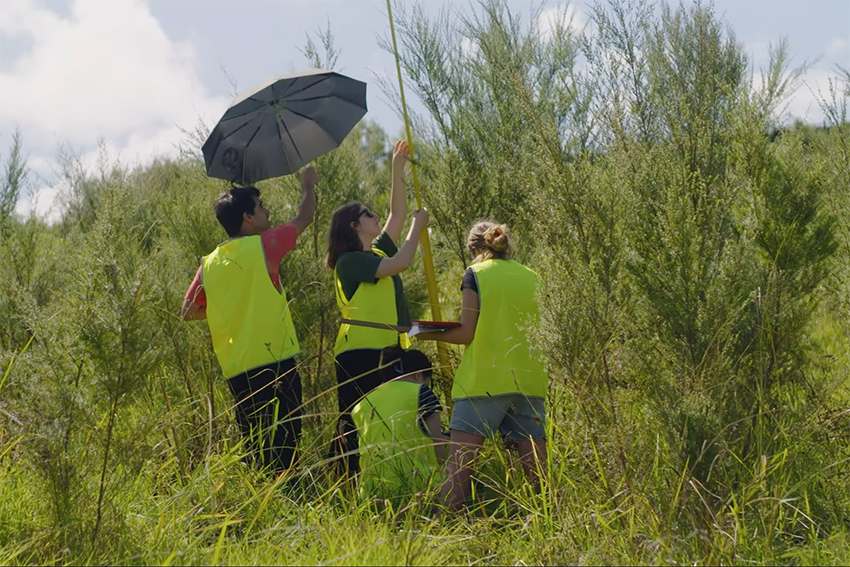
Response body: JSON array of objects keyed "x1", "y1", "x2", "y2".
[{"x1": 184, "y1": 223, "x2": 298, "y2": 307}]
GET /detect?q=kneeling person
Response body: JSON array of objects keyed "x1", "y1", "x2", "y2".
[{"x1": 352, "y1": 347, "x2": 448, "y2": 500}]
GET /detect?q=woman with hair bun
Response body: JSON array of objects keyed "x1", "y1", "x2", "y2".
[{"x1": 416, "y1": 220, "x2": 548, "y2": 510}]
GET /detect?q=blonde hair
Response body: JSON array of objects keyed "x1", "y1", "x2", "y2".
[{"x1": 467, "y1": 220, "x2": 512, "y2": 263}]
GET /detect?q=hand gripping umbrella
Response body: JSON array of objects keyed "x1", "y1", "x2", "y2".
[{"x1": 202, "y1": 68, "x2": 367, "y2": 185}]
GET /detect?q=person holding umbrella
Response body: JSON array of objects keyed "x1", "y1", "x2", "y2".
[
  {"x1": 325, "y1": 139, "x2": 429, "y2": 476},
  {"x1": 415, "y1": 221, "x2": 548, "y2": 510},
  {"x1": 192, "y1": 68, "x2": 369, "y2": 475},
  {"x1": 181, "y1": 167, "x2": 318, "y2": 474}
]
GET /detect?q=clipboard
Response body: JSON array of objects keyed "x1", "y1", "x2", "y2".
[
  {"x1": 408, "y1": 320, "x2": 461, "y2": 337},
  {"x1": 340, "y1": 318, "x2": 411, "y2": 333}
]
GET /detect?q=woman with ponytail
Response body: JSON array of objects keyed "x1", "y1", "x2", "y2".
[
  {"x1": 325, "y1": 140, "x2": 429, "y2": 475},
  {"x1": 417, "y1": 220, "x2": 548, "y2": 510}
]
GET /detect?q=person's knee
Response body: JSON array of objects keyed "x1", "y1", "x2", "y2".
[{"x1": 514, "y1": 437, "x2": 545, "y2": 455}]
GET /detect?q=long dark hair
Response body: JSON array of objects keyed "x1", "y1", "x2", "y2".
[{"x1": 326, "y1": 201, "x2": 367, "y2": 269}]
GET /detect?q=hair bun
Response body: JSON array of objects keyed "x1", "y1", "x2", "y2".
[{"x1": 484, "y1": 225, "x2": 509, "y2": 252}]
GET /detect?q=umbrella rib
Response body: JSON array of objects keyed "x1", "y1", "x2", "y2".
[
  {"x1": 237, "y1": 119, "x2": 266, "y2": 185},
  {"x1": 218, "y1": 98, "x2": 272, "y2": 122},
  {"x1": 276, "y1": 116, "x2": 304, "y2": 171},
  {"x1": 278, "y1": 74, "x2": 332, "y2": 99},
  {"x1": 217, "y1": 109, "x2": 267, "y2": 149},
  {"x1": 285, "y1": 94, "x2": 361, "y2": 104},
  {"x1": 220, "y1": 76, "x2": 353, "y2": 122},
  {"x1": 217, "y1": 117, "x2": 255, "y2": 141},
  {"x1": 218, "y1": 84, "x2": 331, "y2": 123},
  {"x1": 282, "y1": 106, "x2": 357, "y2": 144}
]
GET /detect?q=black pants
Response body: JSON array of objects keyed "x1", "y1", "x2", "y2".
[
  {"x1": 227, "y1": 357, "x2": 302, "y2": 474},
  {"x1": 327, "y1": 349, "x2": 386, "y2": 475}
]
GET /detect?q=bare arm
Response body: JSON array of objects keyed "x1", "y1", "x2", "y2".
[
  {"x1": 424, "y1": 413, "x2": 449, "y2": 461},
  {"x1": 382, "y1": 140, "x2": 409, "y2": 242},
  {"x1": 181, "y1": 268, "x2": 207, "y2": 321},
  {"x1": 374, "y1": 208, "x2": 428, "y2": 278},
  {"x1": 181, "y1": 299, "x2": 206, "y2": 321},
  {"x1": 416, "y1": 288, "x2": 479, "y2": 345},
  {"x1": 290, "y1": 167, "x2": 318, "y2": 236}
]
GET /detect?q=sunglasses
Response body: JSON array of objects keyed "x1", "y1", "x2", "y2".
[{"x1": 358, "y1": 208, "x2": 378, "y2": 220}]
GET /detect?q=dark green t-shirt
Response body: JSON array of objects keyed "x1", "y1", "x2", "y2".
[{"x1": 336, "y1": 231, "x2": 411, "y2": 327}]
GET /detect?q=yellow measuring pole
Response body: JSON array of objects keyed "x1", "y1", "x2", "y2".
[{"x1": 385, "y1": 0, "x2": 455, "y2": 394}]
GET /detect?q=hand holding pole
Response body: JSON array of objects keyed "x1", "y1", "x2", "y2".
[{"x1": 385, "y1": 0, "x2": 455, "y2": 403}]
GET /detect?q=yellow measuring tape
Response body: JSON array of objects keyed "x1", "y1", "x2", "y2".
[{"x1": 385, "y1": 0, "x2": 455, "y2": 399}]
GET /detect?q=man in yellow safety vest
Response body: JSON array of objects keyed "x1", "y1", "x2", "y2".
[{"x1": 181, "y1": 168, "x2": 317, "y2": 473}]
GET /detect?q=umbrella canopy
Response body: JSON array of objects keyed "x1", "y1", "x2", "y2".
[{"x1": 202, "y1": 68, "x2": 367, "y2": 185}]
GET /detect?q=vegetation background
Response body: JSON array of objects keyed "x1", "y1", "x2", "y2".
[{"x1": 1, "y1": 0, "x2": 849, "y2": 564}]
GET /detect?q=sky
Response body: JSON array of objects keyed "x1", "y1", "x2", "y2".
[{"x1": 1, "y1": 0, "x2": 848, "y2": 220}]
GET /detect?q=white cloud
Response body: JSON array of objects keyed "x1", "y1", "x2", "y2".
[
  {"x1": 21, "y1": 185, "x2": 61, "y2": 221},
  {"x1": 747, "y1": 33, "x2": 848, "y2": 126},
  {"x1": 1, "y1": 0, "x2": 228, "y2": 219},
  {"x1": 460, "y1": 37, "x2": 479, "y2": 58},
  {"x1": 751, "y1": 67, "x2": 841, "y2": 126},
  {"x1": 825, "y1": 37, "x2": 848, "y2": 59},
  {"x1": 538, "y1": 3, "x2": 587, "y2": 41},
  {"x1": 744, "y1": 40, "x2": 771, "y2": 68},
  {"x1": 786, "y1": 69, "x2": 841, "y2": 126},
  {"x1": 0, "y1": 0, "x2": 57, "y2": 39}
]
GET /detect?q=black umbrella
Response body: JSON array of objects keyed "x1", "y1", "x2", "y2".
[{"x1": 202, "y1": 68, "x2": 367, "y2": 185}]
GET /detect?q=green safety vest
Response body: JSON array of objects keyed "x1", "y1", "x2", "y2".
[
  {"x1": 453, "y1": 259, "x2": 548, "y2": 399},
  {"x1": 202, "y1": 235, "x2": 300, "y2": 379},
  {"x1": 333, "y1": 248, "x2": 410, "y2": 355},
  {"x1": 352, "y1": 380, "x2": 442, "y2": 500}
]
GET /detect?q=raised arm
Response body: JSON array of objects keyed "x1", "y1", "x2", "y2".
[
  {"x1": 375, "y1": 208, "x2": 428, "y2": 278},
  {"x1": 382, "y1": 140, "x2": 409, "y2": 242},
  {"x1": 289, "y1": 167, "x2": 318, "y2": 236},
  {"x1": 416, "y1": 287, "x2": 479, "y2": 345}
]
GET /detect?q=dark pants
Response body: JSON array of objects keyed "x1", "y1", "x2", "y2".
[
  {"x1": 227, "y1": 357, "x2": 302, "y2": 474},
  {"x1": 327, "y1": 349, "x2": 386, "y2": 475}
]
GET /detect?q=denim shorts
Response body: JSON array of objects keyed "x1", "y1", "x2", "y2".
[{"x1": 449, "y1": 394, "x2": 546, "y2": 441}]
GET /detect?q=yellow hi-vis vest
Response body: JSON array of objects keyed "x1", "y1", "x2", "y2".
[
  {"x1": 333, "y1": 248, "x2": 410, "y2": 355},
  {"x1": 202, "y1": 235, "x2": 300, "y2": 379},
  {"x1": 352, "y1": 379, "x2": 442, "y2": 500},
  {"x1": 453, "y1": 259, "x2": 548, "y2": 399}
]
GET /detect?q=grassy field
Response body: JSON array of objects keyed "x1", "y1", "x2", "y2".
[{"x1": 2, "y1": 313, "x2": 850, "y2": 565}]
